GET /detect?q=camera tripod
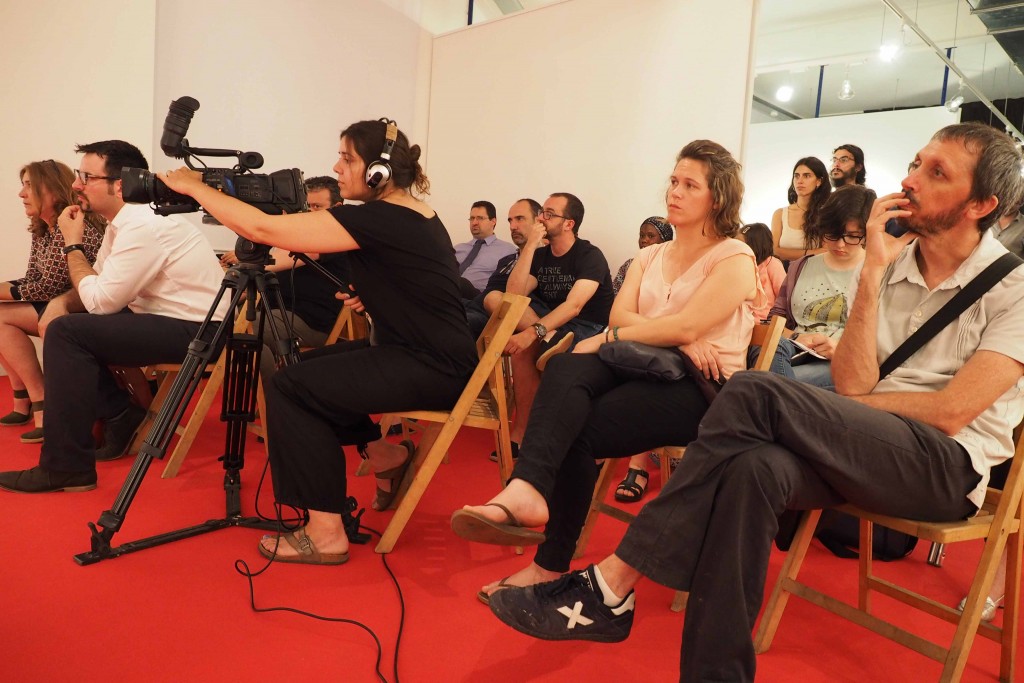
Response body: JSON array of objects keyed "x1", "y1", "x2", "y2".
[{"x1": 75, "y1": 241, "x2": 359, "y2": 565}]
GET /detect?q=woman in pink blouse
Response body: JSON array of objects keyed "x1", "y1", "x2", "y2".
[
  {"x1": 0, "y1": 160, "x2": 104, "y2": 443},
  {"x1": 452, "y1": 140, "x2": 762, "y2": 602}
]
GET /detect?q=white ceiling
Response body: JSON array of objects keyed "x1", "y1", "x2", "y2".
[
  {"x1": 379, "y1": 0, "x2": 1024, "y2": 125},
  {"x1": 754, "y1": 0, "x2": 1024, "y2": 123}
]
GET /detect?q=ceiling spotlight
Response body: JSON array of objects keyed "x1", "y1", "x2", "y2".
[
  {"x1": 945, "y1": 94, "x2": 964, "y2": 113},
  {"x1": 879, "y1": 44, "x2": 900, "y2": 62},
  {"x1": 837, "y1": 64, "x2": 855, "y2": 101},
  {"x1": 775, "y1": 85, "x2": 794, "y2": 103}
]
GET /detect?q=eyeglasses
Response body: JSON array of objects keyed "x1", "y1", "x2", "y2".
[
  {"x1": 75, "y1": 169, "x2": 117, "y2": 184},
  {"x1": 823, "y1": 233, "x2": 865, "y2": 245},
  {"x1": 831, "y1": 156, "x2": 854, "y2": 165},
  {"x1": 538, "y1": 209, "x2": 568, "y2": 220}
]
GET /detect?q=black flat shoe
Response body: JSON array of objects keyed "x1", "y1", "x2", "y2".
[
  {"x1": 0, "y1": 466, "x2": 97, "y2": 493},
  {"x1": 614, "y1": 467, "x2": 649, "y2": 503}
]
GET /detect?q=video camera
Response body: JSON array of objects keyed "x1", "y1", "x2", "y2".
[{"x1": 121, "y1": 96, "x2": 307, "y2": 217}]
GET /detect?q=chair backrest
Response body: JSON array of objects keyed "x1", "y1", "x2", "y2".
[
  {"x1": 750, "y1": 315, "x2": 786, "y2": 372},
  {"x1": 325, "y1": 307, "x2": 368, "y2": 345},
  {"x1": 472, "y1": 293, "x2": 530, "y2": 405}
]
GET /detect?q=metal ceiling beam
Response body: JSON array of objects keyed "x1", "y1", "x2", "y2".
[{"x1": 881, "y1": 0, "x2": 1023, "y2": 140}]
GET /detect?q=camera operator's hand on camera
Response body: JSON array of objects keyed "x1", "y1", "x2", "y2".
[
  {"x1": 219, "y1": 251, "x2": 238, "y2": 267},
  {"x1": 336, "y1": 284, "x2": 365, "y2": 314},
  {"x1": 160, "y1": 167, "x2": 205, "y2": 195},
  {"x1": 56, "y1": 205, "x2": 85, "y2": 245}
]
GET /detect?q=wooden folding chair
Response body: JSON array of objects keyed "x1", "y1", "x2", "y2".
[
  {"x1": 574, "y1": 315, "x2": 787, "y2": 611},
  {"x1": 374, "y1": 292, "x2": 530, "y2": 553},
  {"x1": 125, "y1": 306, "x2": 250, "y2": 478},
  {"x1": 755, "y1": 428, "x2": 1024, "y2": 682}
]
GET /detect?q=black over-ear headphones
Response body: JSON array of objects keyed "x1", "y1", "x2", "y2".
[{"x1": 365, "y1": 118, "x2": 399, "y2": 189}]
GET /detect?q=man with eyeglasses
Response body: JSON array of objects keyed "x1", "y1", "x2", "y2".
[
  {"x1": 497, "y1": 192, "x2": 613, "y2": 458},
  {"x1": 219, "y1": 175, "x2": 350, "y2": 381},
  {"x1": 464, "y1": 198, "x2": 539, "y2": 339},
  {"x1": 0, "y1": 139, "x2": 229, "y2": 493},
  {"x1": 486, "y1": 123, "x2": 1024, "y2": 683},
  {"x1": 453, "y1": 200, "x2": 517, "y2": 294},
  {"x1": 830, "y1": 143, "x2": 866, "y2": 188}
]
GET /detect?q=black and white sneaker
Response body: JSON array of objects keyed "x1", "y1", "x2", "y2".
[{"x1": 488, "y1": 565, "x2": 635, "y2": 643}]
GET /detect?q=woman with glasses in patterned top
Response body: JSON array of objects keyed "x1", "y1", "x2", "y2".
[{"x1": 0, "y1": 160, "x2": 104, "y2": 444}]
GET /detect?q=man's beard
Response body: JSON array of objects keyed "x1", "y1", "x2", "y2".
[
  {"x1": 831, "y1": 169, "x2": 855, "y2": 188},
  {"x1": 896, "y1": 190, "x2": 968, "y2": 236},
  {"x1": 76, "y1": 193, "x2": 91, "y2": 212}
]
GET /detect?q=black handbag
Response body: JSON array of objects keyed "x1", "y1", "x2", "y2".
[{"x1": 598, "y1": 341, "x2": 723, "y2": 402}]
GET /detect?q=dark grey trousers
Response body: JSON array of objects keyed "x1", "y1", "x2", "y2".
[
  {"x1": 40, "y1": 310, "x2": 203, "y2": 473},
  {"x1": 615, "y1": 371, "x2": 980, "y2": 683}
]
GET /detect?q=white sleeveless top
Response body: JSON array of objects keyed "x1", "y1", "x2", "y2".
[{"x1": 778, "y1": 206, "x2": 805, "y2": 250}]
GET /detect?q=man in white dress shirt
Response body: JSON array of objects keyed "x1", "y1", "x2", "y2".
[{"x1": 0, "y1": 140, "x2": 230, "y2": 493}]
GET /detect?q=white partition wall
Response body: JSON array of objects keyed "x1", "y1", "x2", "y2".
[
  {"x1": 426, "y1": 0, "x2": 758, "y2": 272},
  {"x1": 0, "y1": 0, "x2": 157, "y2": 279},
  {"x1": 743, "y1": 107, "x2": 960, "y2": 229},
  {"x1": 153, "y1": 0, "x2": 433, "y2": 248}
]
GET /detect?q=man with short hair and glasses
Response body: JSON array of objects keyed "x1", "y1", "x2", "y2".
[
  {"x1": 453, "y1": 200, "x2": 517, "y2": 293},
  {"x1": 0, "y1": 139, "x2": 230, "y2": 493},
  {"x1": 830, "y1": 143, "x2": 866, "y2": 188},
  {"x1": 490, "y1": 191, "x2": 613, "y2": 458}
]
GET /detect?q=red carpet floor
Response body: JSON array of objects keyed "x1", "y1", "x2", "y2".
[{"x1": 0, "y1": 377, "x2": 1017, "y2": 682}]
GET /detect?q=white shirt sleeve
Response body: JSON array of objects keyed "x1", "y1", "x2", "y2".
[{"x1": 77, "y1": 221, "x2": 166, "y2": 314}]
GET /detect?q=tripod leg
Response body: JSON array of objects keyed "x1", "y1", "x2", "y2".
[{"x1": 76, "y1": 273, "x2": 248, "y2": 563}]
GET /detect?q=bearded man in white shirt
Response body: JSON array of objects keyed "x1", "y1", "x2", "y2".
[{"x1": 0, "y1": 140, "x2": 230, "y2": 493}]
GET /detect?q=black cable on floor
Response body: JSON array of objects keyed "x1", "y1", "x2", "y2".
[{"x1": 234, "y1": 519, "x2": 405, "y2": 683}]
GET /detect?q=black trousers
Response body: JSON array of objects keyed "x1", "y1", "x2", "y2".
[
  {"x1": 510, "y1": 353, "x2": 710, "y2": 572},
  {"x1": 40, "y1": 311, "x2": 203, "y2": 473},
  {"x1": 264, "y1": 339, "x2": 468, "y2": 514},
  {"x1": 615, "y1": 371, "x2": 980, "y2": 683}
]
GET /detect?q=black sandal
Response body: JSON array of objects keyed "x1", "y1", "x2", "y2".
[{"x1": 614, "y1": 467, "x2": 649, "y2": 503}]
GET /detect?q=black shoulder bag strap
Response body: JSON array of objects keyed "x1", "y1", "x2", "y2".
[{"x1": 878, "y1": 252, "x2": 1022, "y2": 380}]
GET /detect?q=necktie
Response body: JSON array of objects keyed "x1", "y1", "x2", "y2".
[{"x1": 459, "y1": 239, "x2": 486, "y2": 275}]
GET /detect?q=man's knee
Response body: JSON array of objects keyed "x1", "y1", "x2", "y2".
[{"x1": 482, "y1": 290, "x2": 503, "y2": 313}]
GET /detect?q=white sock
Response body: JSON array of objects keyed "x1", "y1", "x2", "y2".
[{"x1": 592, "y1": 564, "x2": 626, "y2": 607}]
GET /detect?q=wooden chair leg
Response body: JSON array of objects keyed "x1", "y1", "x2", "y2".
[
  {"x1": 943, "y1": 529, "x2": 1015, "y2": 682},
  {"x1": 375, "y1": 422, "x2": 446, "y2": 553},
  {"x1": 127, "y1": 369, "x2": 178, "y2": 455},
  {"x1": 1002, "y1": 512, "x2": 1022, "y2": 682},
  {"x1": 671, "y1": 591, "x2": 689, "y2": 612},
  {"x1": 754, "y1": 509, "x2": 822, "y2": 653},
  {"x1": 161, "y1": 355, "x2": 229, "y2": 478},
  {"x1": 574, "y1": 459, "x2": 628, "y2": 560}
]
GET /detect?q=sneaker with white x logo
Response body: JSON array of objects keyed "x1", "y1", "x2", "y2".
[{"x1": 488, "y1": 565, "x2": 635, "y2": 643}]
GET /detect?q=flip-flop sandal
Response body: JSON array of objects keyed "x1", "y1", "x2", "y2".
[
  {"x1": 450, "y1": 502, "x2": 546, "y2": 546},
  {"x1": 257, "y1": 528, "x2": 349, "y2": 565},
  {"x1": 477, "y1": 576, "x2": 514, "y2": 606},
  {"x1": 614, "y1": 467, "x2": 649, "y2": 503},
  {"x1": 372, "y1": 439, "x2": 416, "y2": 511}
]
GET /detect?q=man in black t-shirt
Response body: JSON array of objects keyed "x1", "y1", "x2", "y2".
[{"x1": 493, "y1": 192, "x2": 613, "y2": 453}]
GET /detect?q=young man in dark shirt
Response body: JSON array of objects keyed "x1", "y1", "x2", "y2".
[{"x1": 494, "y1": 192, "x2": 613, "y2": 455}]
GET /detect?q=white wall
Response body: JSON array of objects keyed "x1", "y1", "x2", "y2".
[
  {"x1": 743, "y1": 107, "x2": 960, "y2": 228},
  {"x1": 426, "y1": 0, "x2": 758, "y2": 273},
  {"x1": 0, "y1": 0, "x2": 157, "y2": 280},
  {"x1": 153, "y1": 0, "x2": 433, "y2": 248}
]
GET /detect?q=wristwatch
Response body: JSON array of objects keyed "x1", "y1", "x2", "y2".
[
  {"x1": 62, "y1": 243, "x2": 86, "y2": 256},
  {"x1": 532, "y1": 322, "x2": 547, "y2": 339}
]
